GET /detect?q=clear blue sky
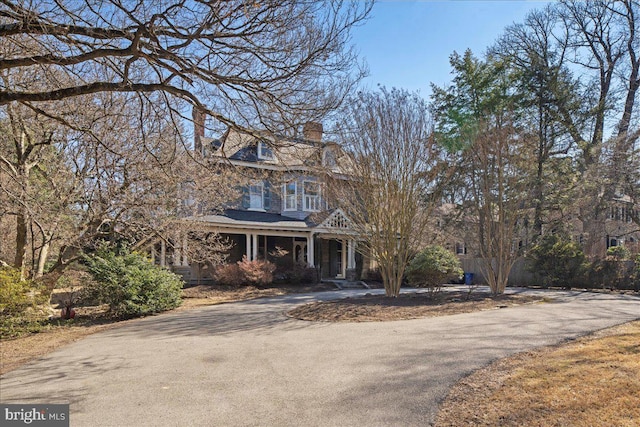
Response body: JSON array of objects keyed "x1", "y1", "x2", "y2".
[{"x1": 351, "y1": 0, "x2": 551, "y2": 97}]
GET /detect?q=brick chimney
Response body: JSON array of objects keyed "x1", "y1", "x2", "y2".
[
  {"x1": 192, "y1": 106, "x2": 205, "y2": 154},
  {"x1": 303, "y1": 121, "x2": 323, "y2": 142}
]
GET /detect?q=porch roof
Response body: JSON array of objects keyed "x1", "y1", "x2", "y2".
[
  {"x1": 182, "y1": 209, "x2": 358, "y2": 236},
  {"x1": 183, "y1": 209, "x2": 312, "y2": 233}
]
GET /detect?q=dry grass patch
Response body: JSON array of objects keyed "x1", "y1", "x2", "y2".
[
  {"x1": 287, "y1": 291, "x2": 548, "y2": 322},
  {"x1": 436, "y1": 320, "x2": 640, "y2": 427}
]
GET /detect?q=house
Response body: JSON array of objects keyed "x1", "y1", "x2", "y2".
[{"x1": 153, "y1": 113, "x2": 371, "y2": 284}]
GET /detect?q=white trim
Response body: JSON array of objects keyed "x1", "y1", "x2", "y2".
[
  {"x1": 303, "y1": 180, "x2": 321, "y2": 212},
  {"x1": 307, "y1": 233, "x2": 315, "y2": 268},
  {"x1": 257, "y1": 141, "x2": 274, "y2": 160},
  {"x1": 252, "y1": 234, "x2": 259, "y2": 260},
  {"x1": 248, "y1": 182, "x2": 264, "y2": 211},
  {"x1": 283, "y1": 181, "x2": 297, "y2": 211}
]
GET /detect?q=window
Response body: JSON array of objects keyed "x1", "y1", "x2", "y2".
[
  {"x1": 455, "y1": 242, "x2": 467, "y2": 255},
  {"x1": 323, "y1": 147, "x2": 337, "y2": 168},
  {"x1": 257, "y1": 141, "x2": 274, "y2": 160},
  {"x1": 303, "y1": 181, "x2": 321, "y2": 211},
  {"x1": 249, "y1": 183, "x2": 264, "y2": 210},
  {"x1": 283, "y1": 181, "x2": 297, "y2": 211}
]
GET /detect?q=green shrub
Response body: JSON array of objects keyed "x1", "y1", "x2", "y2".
[
  {"x1": 0, "y1": 266, "x2": 47, "y2": 315},
  {"x1": 527, "y1": 234, "x2": 587, "y2": 288},
  {"x1": 406, "y1": 246, "x2": 463, "y2": 294},
  {"x1": 82, "y1": 246, "x2": 183, "y2": 318},
  {"x1": 606, "y1": 245, "x2": 630, "y2": 260}
]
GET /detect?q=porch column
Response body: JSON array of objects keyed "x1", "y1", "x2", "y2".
[
  {"x1": 181, "y1": 236, "x2": 189, "y2": 266},
  {"x1": 341, "y1": 239, "x2": 347, "y2": 278},
  {"x1": 160, "y1": 239, "x2": 166, "y2": 267},
  {"x1": 252, "y1": 234, "x2": 259, "y2": 260},
  {"x1": 150, "y1": 245, "x2": 156, "y2": 264},
  {"x1": 246, "y1": 234, "x2": 251, "y2": 260},
  {"x1": 307, "y1": 233, "x2": 315, "y2": 268},
  {"x1": 347, "y1": 239, "x2": 356, "y2": 269}
]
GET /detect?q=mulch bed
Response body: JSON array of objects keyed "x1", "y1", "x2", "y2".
[{"x1": 287, "y1": 291, "x2": 548, "y2": 322}]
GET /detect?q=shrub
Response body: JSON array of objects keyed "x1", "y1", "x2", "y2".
[
  {"x1": 82, "y1": 246, "x2": 183, "y2": 318},
  {"x1": 214, "y1": 257, "x2": 277, "y2": 286},
  {"x1": 237, "y1": 256, "x2": 276, "y2": 286},
  {"x1": 213, "y1": 263, "x2": 245, "y2": 286},
  {"x1": 527, "y1": 234, "x2": 587, "y2": 288},
  {"x1": 276, "y1": 264, "x2": 318, "y2": 285},
  {"x1": 406, "y1": 246, "x2": 463, "y2": 295},
  {"x1": 0, "y1": 266, "x2": 47, "y2": 315},
  {"x1": 606, "y1": 245, "x2": 630, "y2": 260},
  {"x1": 589, "y1": 248, "x2": 634, "y2": 290},
  {"x1": 634, "y1": 255, "x2": 640, "y2": 292}
]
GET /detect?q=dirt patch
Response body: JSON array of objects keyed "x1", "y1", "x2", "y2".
[
  {"x1": 287, "y1": 291, "x2": 548, "y2": 322},
  {"x1": 435, "y1": 320, "x2": 640, "y2": 426},
  {"x1": 180, "y1": 283, "x2": 336, "y2": 309}
]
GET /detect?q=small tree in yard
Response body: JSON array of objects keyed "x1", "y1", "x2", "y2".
[
  {"x1": 527, "y1": 234, "x2": 586, "y2": 288},
  {"x1": 406, "y1": 246, "x2": 463, "y2": 297},
  {"x1": 332, "y1": 88, "x2": 451, "y2": 297}
]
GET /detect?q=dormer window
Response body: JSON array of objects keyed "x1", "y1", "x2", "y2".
[
  {"x1": 323, "y1": 147, "x2": 337, "y2": 168},
  {"x1": 257, "y1": 141, "x2": 274, "y2": 160}
]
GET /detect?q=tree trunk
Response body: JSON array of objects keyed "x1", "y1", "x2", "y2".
[
  {"x1": 35, "y1": 240, "x2": 51, "y2": 279},
  {"x1": 14, "y1": 212, "x2": 28, "y2": 280}
]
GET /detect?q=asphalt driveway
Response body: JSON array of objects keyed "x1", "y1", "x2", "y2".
[{"x1": 1, "y1": 288, "x2": 638, "y2": 426}]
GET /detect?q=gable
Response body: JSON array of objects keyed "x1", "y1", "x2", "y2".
[{"x1": 315, "y1": 209, "x2": 356, "y2": 235}]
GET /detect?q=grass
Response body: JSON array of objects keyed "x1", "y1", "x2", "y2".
[{"x1": 435, "y1": 320, "x2": 640, "y2": 426}]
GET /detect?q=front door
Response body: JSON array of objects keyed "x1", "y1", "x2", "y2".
[{"x1": 328, "y1": 239, "x2": 344, "y2": 278}]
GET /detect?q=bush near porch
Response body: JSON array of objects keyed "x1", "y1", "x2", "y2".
[{"x1": 214, "y1": 256, "x2": 276, "y2": 286}]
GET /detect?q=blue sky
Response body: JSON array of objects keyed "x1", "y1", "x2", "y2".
[{"x1": 351, "y1": 0, "x2": 551, "y2": 97}]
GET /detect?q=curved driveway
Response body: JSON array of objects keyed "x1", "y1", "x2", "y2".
[{"x1": 1, "y1": 288, "x2": 638, "y2": 426}]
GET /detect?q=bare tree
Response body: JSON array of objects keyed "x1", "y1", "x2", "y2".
[
  {"x1": 0, "y1": 0, "x2": 372, "y2": 137},
  {"x1": 331, "y1": 88, "x2": 449, "y2": 298},
  {"x1": 0, "y1": 90, "x2": 241, "y2": 281}
]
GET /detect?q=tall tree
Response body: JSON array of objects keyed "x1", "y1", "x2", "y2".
[
  {"x1": 432, "y1": 51, "x2": 535, "y2": 295},
  {"x1": 494, "y1": 5, "x2": 582, "y2": 237},
  {"x1": 331, "y1": 88, "x2": 448, "y2": 297}
]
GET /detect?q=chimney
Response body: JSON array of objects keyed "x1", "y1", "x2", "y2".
[
  {"x1": 192, "y1": 106, "x2": 205, "y2": 154},
  {"x1": 303, "y1": 121, "x2": 323, "y2": 142}
]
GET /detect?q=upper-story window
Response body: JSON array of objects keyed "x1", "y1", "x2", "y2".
[
  {"x1": 303, "y1": 181, "x2": 321, "y2": 212},
  {"x1": 283, "y1": 181, "x2": 297, "y2": 211},
  {"x1": 244, "y1": 181, "x2": 270, "y2": 211},
  {"x1": 249, "y1": 183, "x2": 264, "y2": 210},
  {"x1": 257, "y1": 141, "x2": 274, "y2": 160}
]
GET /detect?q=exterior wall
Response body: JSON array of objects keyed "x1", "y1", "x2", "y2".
[{"x1": 459, "y1": 257, "x2": 537, "y2": 287}]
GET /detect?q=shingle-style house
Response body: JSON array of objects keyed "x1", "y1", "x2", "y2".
[{"x1": 159, "y1": 116, "x2": 368, "y2": 284}]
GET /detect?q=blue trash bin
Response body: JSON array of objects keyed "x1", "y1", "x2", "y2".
[{"x1": 464, "y1": 272, "x2": 474, "y2": 285}]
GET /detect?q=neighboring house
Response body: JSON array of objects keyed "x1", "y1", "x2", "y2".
[{"x1": 155, "y1": 115, "x2": 369, "y2": 284}]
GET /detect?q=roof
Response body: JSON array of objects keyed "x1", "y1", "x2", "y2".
[
  {"x1": 183, "y1": 209, "x2": 311, "y2": 232},
  {"x1": 182, "y1": 209, "x2": 357, "y2": 235}
]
